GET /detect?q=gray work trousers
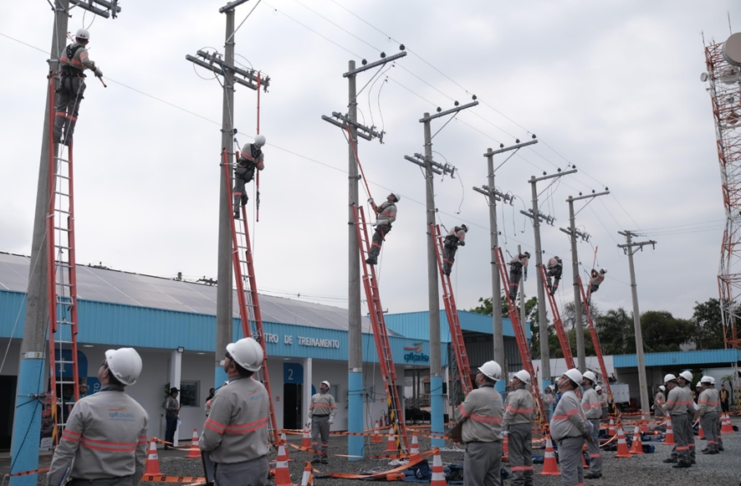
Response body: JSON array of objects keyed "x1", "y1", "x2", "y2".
[
  {"x1": 717, "y1": 415, "x2": 724, "y2": 450},
  {"x1": 700, "y1": 411, "x2": 719, "y2": 452},
  {"x1": 69, "y1": 477, "x2": 133, "y2": 486},
  {"x1": 214, "y1": 456, "x2": 269, "y2": 486},
  {"x1": 587, "y1": 418, "x2": 602, "y2": 475},
  {"x1": 442, "y1": 244, "x2": 457, "y2": 276},
  {"x1": 311, "y1": 415, "x2": 330, "y2": 459},
  {"x1": 464, "y1": 440, "x2": 501, "y2": 486},
  {"x1": 557, "y1": 436, "x2": 584, "y2": 486},
  {"x1": 507, "y1": 424, "x2": 533, "y2": 486},
  {"x1": 670, "y1": 413, "x2": 691, "y2": 464},
  {"x1": 367, "y1": 223, "x2": 391, "y2": 260},
  {"x1": 54, "y1": 76, "x2": 86, "y2": 145},
  {"x1": 686, "y1": 410, "x2": 696, "y2": 461}
]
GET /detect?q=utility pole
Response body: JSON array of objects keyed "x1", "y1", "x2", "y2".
[
  {"x1": 521, "y1": 169, "x2": 576, "y2": 386},
  {"x1": 559, "y1": 190, "x2": 609, "y2": 372},
  {"x1": 474, "y1": 138, "x2": 537, "y2": 378},
  {"x1": 185, "y1": 0, "x2": 267, "y2": 387},
  {"x1": 322, "y1": 49, "x2": 406, "y2": 460},
  {"x1": 13, "y1": 1, "x2": 120, "y2": 484},
  {"x1": 405, "y1": 99, "x2": 478, "y2": 447},
  {"x1": 618, "y1": 231, "x2": 656, "y2": 415}
]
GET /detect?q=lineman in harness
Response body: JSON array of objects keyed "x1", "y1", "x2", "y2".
[
  {"x1": 546, "y1": 256, "x2": 563, "y2": 296},
  {"x1": 508, "y1": 252, "x2": 530, "y2": 301},
  {"x1": 365, "y1": 192, "x2": 400, "y2": 265},
  {"x1": 233, "y1": 135, "x2": 266, "y2": 219},
  {"x1": 442, "y1": 225, "x2": 468, "y2": 276},
  {"x1": 54, "y1": 28, "x2": 103, "y2": 146}
]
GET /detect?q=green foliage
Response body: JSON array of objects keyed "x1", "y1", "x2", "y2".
[
  {"x1": 640, "y1": 311, "x2": 695, "y2": 352},
  {"x1": 595, "y1": 308, "x2": 633, "y2": 355},
  {"x1": 692, "y1": 298, "x2": 726, "y2": 350}
]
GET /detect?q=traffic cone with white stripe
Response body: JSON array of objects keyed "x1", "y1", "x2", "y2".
[
  {"x1": 274, "y1": 441, "x2": 296, "y2": 486},
  {"x1": 430, "y1": 447, "x2": 448, "y2": 485},
  {"x1": 300, "y1": 461, "x2": 313, "y2": 486},
  {"x1": 721, "y1": 414, "x2": 734, "y2": 434},
  {"x1": 409, "y1": 432, "x2": 420, "y2": 458},
  {"x1": 185, "y1": 428, "x2": 201, "y2": 458},
  {"x1": 281, "y1": 431, "x2": 291, "y2": 460},
  {"x1": 607, "y1": 418, "x2": 616, "y2": 437},
  {"x1": 371, "y1": 420, "x2": 382, "y2": 443},
  {"x1": 539, "y1": 435, "x2": 560, "y2": 475},
  {"x1": 630, "y1": 428, "x2": 644, "y2": 455},
  {"x1": 615, "y1": 428, "x2": 632, "y2": 458},
  {"x1": 698, "y1": 422, "x2": 705, "y2": 439},
  {"x1": 302, "y1": 423, "x2": 311, "y2": 449},
  {"x1": 144, "y1": 438, "x2": 162, "y2": 476},
  {"x1": 640, "y1": 414, "x2": 649, "y2": 433},
  {"x1": 384, "y1": 427, "x2": 397, "y2": 453},
  {"x1": 664, "y1": 420, "x2": 675, "y2": 445}
]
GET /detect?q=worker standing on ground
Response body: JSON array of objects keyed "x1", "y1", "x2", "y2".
[
  {"x1": 720, "y1": 384, "x2": 729, "y2": 413},
  {"x1": 365, "y1": 193, "x2": 399, "y2": 265},
  {"x1": 661, "y1": 374, "x2": 692, "y2": 468},
  {"x1": 542, "y1": 385, "x2": 556, "y2": 421},
  {"x1": 654, "y1": 385, "x2": 667, "y2": 418},
  {"x1": 508, "y1": 252, "x2": 530, "y2": 301},
  {"x1": 456, "y1": 361, "x2": 505, "y2": 486},
  {"x1": 502, "y1": 370, "x2": 534, "y2": 486},
  {"x1": 550, "y1": 369, "x2": 590, "y2": 486},
  {"x1": 200, "y1": 338, "x2": 270, "y2": 486},
  {"x1": 695, "y1": 376, "x2": 720, "y2": 455},
  {"x1": 716, "y1": 382, "x2": 725, "y2": 452},
  {"x1": 596, "y1": 385, "x2": 609, "y2": 419},
  {"x1": 442, "y1": 224, "x2": 468, "y2": 276},
  {"x1": 678, "y1": 371, "x2": 697, "y2": 464},
  {"x1": 46, "y1": 348, "x2": 148, "y2": 486},
  {"x1": 233, "y1": 136, "x2": 266, "y2": 219},
  {"x1": 53, "y1": 28, "x2": 103, "y2": 146},
  {"x1": 309, "y1": 380, "x2": 337, "y2": 464},
  {"x1": 164, "y1": 387, "x2": 180, "y2": 450},
  {"x1": 581, "y1": 371, "x2": 603, "y2": 480},
  {"x1": 546, "y1": 256, "x2": 563, "y2": 296}
]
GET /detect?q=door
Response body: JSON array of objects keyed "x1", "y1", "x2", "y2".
[
  {"x1": 283, "y1": 363, "x2": 304, "y2": 430},
  {"x1": 0, "y1": 376, "x2": 17, "y2": 450}
]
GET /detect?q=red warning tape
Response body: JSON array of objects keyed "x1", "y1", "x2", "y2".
[
  {"x1": 141, "y1": 475, "x2": 205, "y2": 483},
  {"x1": 6, "y1": 467, "x2": 50, "y2": 477}
]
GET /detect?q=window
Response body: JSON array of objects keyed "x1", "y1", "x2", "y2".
[
  {"x1": 330, "y1": 384, "x2": 340, "y2": 403},
  {"x1": 179, "y1": 381, "x2": 199, "y2": 407}
]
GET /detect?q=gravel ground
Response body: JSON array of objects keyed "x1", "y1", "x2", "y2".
[{"x1": 6, "y1": 417, "x2": 740, "y2": 485}]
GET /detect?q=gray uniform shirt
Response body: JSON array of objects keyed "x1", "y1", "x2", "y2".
[
  {"x1": 457, "y1": 384, "x2": 504, "y2": 443},
  {"x1": 550, "y1": 390, "x2": 588, "y2": 441},
  {"x1": 662, "y1": 386, "x2": 693, "y2": 416},
  {"x1": 308, "y1": 392, "x2": 337, "y2": 418},
  {"x1": 581, "y1": 387, "x2": 602, "y2": 419},
  {"x1": 200, "y1": 376, "x2": 269, "y2": 464},
  {"x1": 501, "y1": 386, "x2": 533, "y2": 427},
  {"x1": 698, "y1": 388, "x2": 720, "y2": 416},
  {"x1": 60, "y1": 42, "x2": 96, "y2": 73},
  {"x1": 375, "y1": 201, "x2": 397, "y2": 225},
  {"x1": 46, "y1": 385, "x2": 149, "y2": 486}
]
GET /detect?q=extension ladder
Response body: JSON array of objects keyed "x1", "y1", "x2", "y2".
[
  {"x1": 538, "y1": 265, "x2": 575, "y2": 370},
  {"x1": 578, "y1": 276, "x2": 614, "y2": 406},
  {"x1": 494, "y1": 247, "x2": 546, "y2": 424},
  {"x1": 353, "y1": 205, "x2": 409, "y2": 456},
  {"x1": 431, "y1": 225, "x2": 473, "y2": 397},
  {"x1": 223, "y1": 149, "x2": 279, "y2": 446},
  {"x1": 45, "y1": 74, "x2": 80, "y2": 444}
]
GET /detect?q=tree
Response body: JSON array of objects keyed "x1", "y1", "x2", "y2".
[
  {"x1": 595, "y1": 308, "x2": 633, "y2": 355},
  {"x1": 692, "y1": 298, "x2": 726, "y2": 350},
  {"x1": 640, "y1": 311, "x2": 695, "y2": 352}
]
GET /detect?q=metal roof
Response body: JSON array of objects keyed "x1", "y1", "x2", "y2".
[
  {"x1": 613, "y1": 348, "x2": 741, "y2": 368},
  {"x1": 0, "y1": 252, "x2": 388, "y2": 335}
]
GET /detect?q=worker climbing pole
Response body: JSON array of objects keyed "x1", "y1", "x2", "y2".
[
  {"x1": 578, "y1": 276, "x2": 615, "y2": 410},
  {"x1": 538, "y1": 265, "x2": 575, "y2": 370}
]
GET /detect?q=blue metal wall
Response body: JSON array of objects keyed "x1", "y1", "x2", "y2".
[{"x1": 614, "y1": 348, "x2": 741, "y2": 368}]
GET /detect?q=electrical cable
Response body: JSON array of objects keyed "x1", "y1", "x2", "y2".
[{"x1": 226, "y1": 0, "x2": 263, "y2": 44}]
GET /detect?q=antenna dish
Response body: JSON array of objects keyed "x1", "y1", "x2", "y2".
[
  {"x1": 719, "y1": 67, "x2": 740, "y2": 85},
  {"x1": 700, "y1": 72, "x2": 709, "y2": 82},
  {"x1": 723, "y1": 33, "x2": 741, "y2": 67}
]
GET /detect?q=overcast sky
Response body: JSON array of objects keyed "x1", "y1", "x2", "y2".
[{"x1": 1, "y1": 1, "x2": 739, "y2": 321}]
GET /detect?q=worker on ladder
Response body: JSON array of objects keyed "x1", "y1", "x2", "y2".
[
  {"x1": 442, "y1": 224, "x2": 468, "y2": 276},
  {"x1": 508, "y1": 252, "x2": 530, "y2": 301},
  {"x1": 545, "y1": 256, "x2": 563, "y2": 296},
  {"x1": 587, "y1": 269, "x2": 607, "y2": 301},
  {"x1": 46, "y1": 348, "x2": 148, "y2": 486},
  {"x1": 502, "y1": 370, "x2": 534, "y2": 486},
  {"x1": 365, "y1": 193, "x2": 399, "y2": 265},
  {"x1": 233, "y1": 136, "x2": 266, "y2": 219},
  {"x1": 54, "y1": 28, "x2": 103, "y2": 146}
]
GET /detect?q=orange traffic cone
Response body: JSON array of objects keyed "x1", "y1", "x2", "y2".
[
  {"x1": 539, "y1": 435, "x2": 560, "y2": 475},
  {"x1": 698, "y1": 422, "x2": 705, "y2": 439},
  {"x1": 721, "y1": 414, "x2": 734, "y2": 434},
  {"x1": 503, "y1": 431, "x2": 509, "y2": 461},
  {"x1": 299, "y1": 461, "x2": 313, "y2": 486},
  {"x1": 274, "y1": 442, "x2": 296, "y2": 486},
  {"x1": 384, "y1": 428, "x2": 397, "y2": 453},
  {"x1": 615, "y1": 428, "x2": 632, "y2": 458},
  {"x1": 302, "y1": 424, "x2": 312, "y2": 449},
  {"x1": 144, "y1": 438, "x2": 162, "y2": 476},
  {"x1": 371, "y1": 421, "x2": 382, "y2": 444},
  {"x1": 281, "y1": 431, "x2": 291, "y2": 461},
  {"x1": 430, "y1": 447, "x2": 447, "y2": 485},
  {"x1": 185, "y1": 428, "x2": 201, "y2": 459},
  {"x1": 640, "y1": 414, "x2": 649, "y2": 433},
  {"x1": 664, "y1": 420, "x2": 675, "y2": 445},
  {"x1": 410, "y1": 432, "x2": 420, "y2": 457},
  {"x1": 582, "y1": 442, "x2": 589, "y2": 468},
  {"x1": 630, "y1": 428, "x2": 644, "y2": 455},
  {"x1": 607, "y1": 418, "x2": 616, "y2": 437}
]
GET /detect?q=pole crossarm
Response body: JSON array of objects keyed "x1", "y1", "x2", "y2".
[
  {"x1": 322, "y1": 115, "x2": 372, "y2": 141},
  {"x1": 566, "y1": 190, "x2": 610, "y2": 202},
  {"x1": 521, "y1": 208, "x2": 555, "y2": 226},
  {"x1": 559, "y1": 226, "x2": 590, "y2": 242},
  {"x1": 484, "y1": 138, "x2": 538, "y2": 156},
  {"x1": 404, "y1": 155, "x2": 443, "y2": 175},
  {"x1": 419, "y1": 101, "x2": 479, "y2": 123},
  {"x1": 531, "y1": 168, "x2": 578, "y2": 183},
  {"x1": 473, "y1": 185, "x2": 514, "y2": 204},
  {"x1": 617, "y1": 231, "x2": 656, "y2": 254},
  {"x1": 411, "y1": 152, "x2": 455, "y2": 176},
  {"x1": 69, "y1": 0, "x2": 121, "y2": 18},
  {"x1": 219, "y1": 0, "x2": 251, "y2": 13},
  {"x1": 322, "y1": 112, "x2": 383, "y2": 142},
  {"x1": 185, "y1": 50, "x2": 269, "y2": 91},
  {"x1": 343, "y1": 50, "x2": 407, "y2": 77}
]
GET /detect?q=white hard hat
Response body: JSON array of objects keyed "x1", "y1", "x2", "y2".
[
  {"x1": 390, "y1": 192, "x2": 401, "y2": 202},
  {"x1": 700, "y1": 376, "x2": 713, "y2": 385},
  {"x1": 595, "y1": 385, "x2": 602, "y2": 392},
  {"x1": 659, "y1": 385, "x2": 666, "y2": 392},
  {"x1": 478, "y1": 361, "x2": 502, "y2": 382},
  {"x1": 679, "y1": 371, "x2": 693, "y2": 383},
  {"x1": 321, "y1": 380, "x2": 330, "y2": 387},
  {"x1": 226, "y1": 337, "x2": 264, "y2": 372},
  {"x1": 105, "y1": 348, "x2": 142, "y2": 386},
  {"x1": 563, "y1": 368, "x2": 583, "y2": 385},
  {"x1": 254, "y1": 134, "x2": 266, "y2": 147},
  {"x1": 514, "y1": 370, "x2": 531, "y2": 385},
  {"x1": 75, "y1": 28, "x2": 90, "y2": 42},
  {"x1": 664, "y1": 374, "x2": 677, "y2": 383},
  {"x1": 582, "y1": 371, "x2": 597, "y2": 384}
]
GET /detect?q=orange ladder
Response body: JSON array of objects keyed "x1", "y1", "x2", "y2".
[
  {"x1": 578, "y1": 276, "x2": 614, "y2": 406},
  {"x1": 539, "y1": 265, "x2": 575, "y2": 369}
]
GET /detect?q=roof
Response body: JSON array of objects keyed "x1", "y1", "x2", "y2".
[
  {"x1": 0, "y1": 252, "x2": 388, "y2": 334},
  {"x1": 613, "y1": 348, "x2": 741, "y2": 368}
]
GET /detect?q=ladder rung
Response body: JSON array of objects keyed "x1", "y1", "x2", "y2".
[
  {"x1": 53, "y1": 340, "x2": 74, "y2": 345},
  {"x1": 53, "y1": 227, "x2": 71, "y2": 231},
  {"x1": 54, "y1": 244, "x2": 71, "y2": 250},
  {"x1": 56, "y1": 360, "x2": 75, "y2": 364},
  {"x1": 55, "y1": 174, "x2": 70, "y2": 180},
  {"x1": 54, "y1": 157, "x2": 70, "y2": 163},
  {"x1": 56, "y1": 209, "x2": 71, "y2": 215},
  {"x1": 53, "y1": 191, "x2": 70, "y2": 196}
]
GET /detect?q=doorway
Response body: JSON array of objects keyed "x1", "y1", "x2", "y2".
[
  {"x1": 0, "y1": 376, "x2": 17, "y2": 450},
  {"x1": 283, "y1": 363, "x2": 304, "y2": 430}
]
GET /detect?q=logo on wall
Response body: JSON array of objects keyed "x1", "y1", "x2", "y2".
[{"x1": 404, "y1": 341, "x2": 429, "y2": 363}]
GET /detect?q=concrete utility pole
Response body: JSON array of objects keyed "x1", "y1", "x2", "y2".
[
  {"x1": 322, "y1": 49, "x2": 406, "y2": 460},
  {"x1": 521, "y1": 169, "x2": 576, "y2": 386},
  {"x1": 474, "y1": 138, "x2": 537, "y2": 378},
  {"x1": 405, "y1": 99, "x2": 478, "y2": 447},
  {"x1": 185, "y1": 0, "x2": 267, "y2": 387},
  {"x1": 12, "y1": 2, "x2": 120, "y2": 484},
  {"x1": 618, "y1": 231, "x2": 656, "y2": 415},
  {"x1": 559, "y1": 191, "x2": 609, "y2": 372}
]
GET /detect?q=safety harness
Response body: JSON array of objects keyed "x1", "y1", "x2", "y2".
[{"x1": 236, "y1": 145, "x2": 262, "y2": 183}]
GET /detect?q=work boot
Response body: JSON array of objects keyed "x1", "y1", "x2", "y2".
[
  {"x1": 672, "y1": 462, "x2": 691, "y2": 469},
  {"x1": 365, "y1": 257, "x2": 377, "y2": 265},
  {"x1": 584, "y1": 472, "x2": 601, "y2": 479},
  {"x1": 703, "y1": 450, "x2": 719, "y2": 455},
  {"x1": 234, "y1": 210, "x2": 240, "y2": 219},
  {"x1": 321, "y1": 457, "x2": 329, "y2": 465},
  {"x1": 662, "y1": 458, "x2": 677, "y2": 464},
  {"x1": 690, "y1": 459, "x2": 696, "y2": 465},
  {"x1": 311, "y1": 458, "x2": 321, "y2": 464}
]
